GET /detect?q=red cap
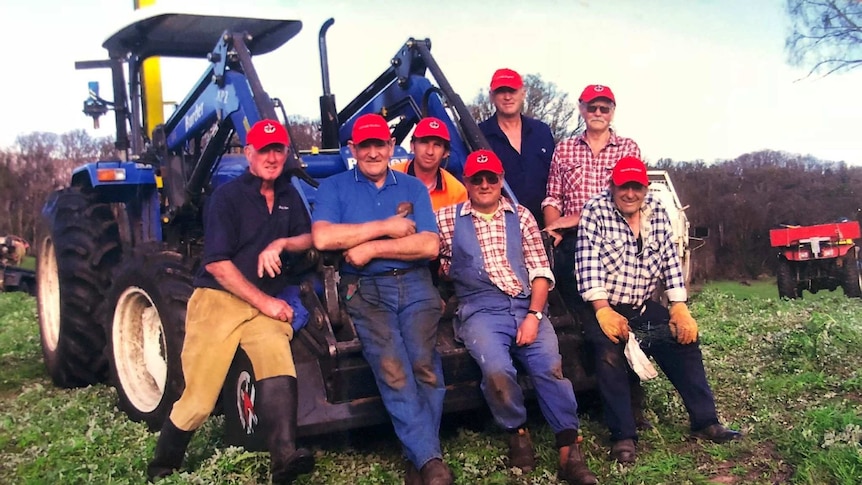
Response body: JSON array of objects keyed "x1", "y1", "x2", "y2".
[
  {"x1": 413, "y1": 117, "x2": 450, "y2": 141},
  {"x1": 351, "y1": 113, "x2": 392, "y2": 144},
  {"x1": 490, "y1": 68, "x2": 523, "y2": 91},
  {"x1": 579, "y1": 84, "x2": 616, "y2": 104},
  {"x1": 463, "y1": 149, "x2": 504, "y2": 177},
  {"x1": 247, "y1": 119, "x2": 289, "y2": 148},
  {"x1": 611, "y1": 156, "x2": 649, "y2": 186}
]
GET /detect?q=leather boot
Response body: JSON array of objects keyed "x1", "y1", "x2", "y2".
[
  {"x1": 419, "y1": 458, "x2": 453, "y2": 485},
  {"x1": 255, "y1": 376, "x2": 315, "y2": 484},
  {"x1": 403, "y1": 458, "x2": 422, "y2": 485},
  {"x1": 507, "y1": 427, "x2": 535, "y2": 472},
  {"x1": 558, "y1": 440, "x2": 598, "y2": 485},
  {"x1": 146, "y1": 419, "x2": 194, "y2": 482}
]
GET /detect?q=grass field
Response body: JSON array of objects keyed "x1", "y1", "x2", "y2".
[{"x1": 1, "y1": 282, "x2": 860, "y2": 484}]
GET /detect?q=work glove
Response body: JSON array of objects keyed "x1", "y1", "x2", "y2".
[
  {"x1": 596, "y1": 307, "x2": 630, "y2": 344},
  {"x1": 669, "y1": 302, "x2": 698, "y2": 345}
]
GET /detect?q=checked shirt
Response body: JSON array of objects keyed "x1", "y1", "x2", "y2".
[
  {"x1": 437, "y1": 198, "x2": 555, "y2": 297},
  {"x1": 542, "y1": 131, "x2": 641, "y2": 216},
  {"x1": 575, "y1": 190, "x2": 687, "y2": 307}
]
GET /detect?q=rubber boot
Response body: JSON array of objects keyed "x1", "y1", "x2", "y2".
[
  {"x1": 255, "y1": 376, "x2": 315, "y2": 484},
  {"x1": 558, "y1": 440, "x2": 598, "y2": 485},
  {"x1": 146, "y1": 419, "x2": 194, "y2": 482}
]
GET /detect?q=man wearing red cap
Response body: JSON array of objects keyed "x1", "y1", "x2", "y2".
[
  {"x1": 148, "y1": 119, "x2": 315, "y2": 484},
  {"x1": 575, "y1": 156, "x2": 742, "y2": 464},
  {"x1": 478, "y1": 68, "x2": 555, "y2": 225},
  {"x1": 312, "y1": 113, "x2": 453, "y2": 484},
  {"x1": 436, "y1": 150, "x2": 597, "y2": 485},
  {"x1": 391, "y1": 117, "x2": 467, "y2": 211}
]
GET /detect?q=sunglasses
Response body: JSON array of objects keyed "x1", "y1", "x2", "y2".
[
  {"x1": 585, "y1": 105, "x2": 613, "y2": 114},
  {"x1": 468, "y1": 173, "x2": 500, "y2": 185}
]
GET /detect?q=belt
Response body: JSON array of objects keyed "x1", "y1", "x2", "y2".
[
  {"x1": 613, "y1": 303, "x2": 646, "y2": 318},
  {"x1": 370, "y1": 266, "x2": 422, "y2": 277}
]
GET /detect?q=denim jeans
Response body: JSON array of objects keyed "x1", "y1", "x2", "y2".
[
  {"x1": 456, "y1": 294, "x2": 580, "y2": 434},
  {"x1": 583, "y1": 300, "x2": 719, "y2": 442},
  {"x1": 340, "y1": 269, "x2": 445, "y2": 469}
]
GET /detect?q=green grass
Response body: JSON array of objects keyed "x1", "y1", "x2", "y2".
[
  {"x1": 2, "y1": 285, "x2": 862, "y2": 484},
  {"x1": 18, "y1": 256, "x2": 36, "y2": 271}
]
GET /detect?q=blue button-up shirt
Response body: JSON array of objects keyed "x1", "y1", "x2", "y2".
[
  {"x1": 479, "y1": 114, "x2": 555, "y2": 223},
  {"x1": 313, "y1": 167, "x2": 437, "y2": 275}
]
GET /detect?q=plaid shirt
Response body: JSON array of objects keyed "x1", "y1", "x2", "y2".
[
  {"x1": 542, "y1": 131, "x2": 641, "y2": 216},
  {"x1": 437, "y1": 199, "x2": 555, "y2": 296},
  {"x1": 575, "y1": 190, "x2": 687, "y2": 307}
]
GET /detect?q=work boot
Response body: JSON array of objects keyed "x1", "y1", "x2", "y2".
[
  {"x1": 691, "y1": 423, "x2": 743, "y2": 444},
  {"x1": 507, "y1": 427, "x2": 535, "y2": 472},
  {"x1": 610, "y1": 438, "x2": 637, "y2": 464},
  {"x1": 557, "y1": 440, "x2": 598, "y2": 485},
  {"x1": 630, "y1": 381, "x2": 653, "y2": 430},
  {"x1": 403, "y1": 459, "x2": 422, "y2": 485},
  {"x1": 255, "y1": 376, "x2": 315, "y2": 484},
  {"x1": 419, "y1": 458, "x2": 453, "y2": 485},
  {"x1": 146, "y1": 419, "x2": 194, "y2": 482}
]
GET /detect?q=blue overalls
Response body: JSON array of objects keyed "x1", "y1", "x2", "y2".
[{"x1": 450, "y1": 204, "x2": 581, "y2": 436}]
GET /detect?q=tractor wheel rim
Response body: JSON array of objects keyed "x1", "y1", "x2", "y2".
[
  {"x1": 113, "y1": 286, "x2": 167, "y2": 413},
  {"x1": 37, "y1": 237, "x2": 61, "y2": 351}
]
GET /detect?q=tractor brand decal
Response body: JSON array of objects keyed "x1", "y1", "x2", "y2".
[
  {"x1": 184, "y1": 102, "x2": 205, "y2": 132},
  {"x1": 236, "y1": 371, "x2": 258, "y2": 435}
]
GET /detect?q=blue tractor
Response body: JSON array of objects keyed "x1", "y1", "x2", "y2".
[{"x1": 35, "y1": 7, "x2": 593, "y2": 447}]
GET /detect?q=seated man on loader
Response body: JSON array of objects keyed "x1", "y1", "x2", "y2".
[
  {"x1": 575, "y1": 156, "x2": 742, "y2": 464},
  {"x1": 312, "y1": 113, "x2": 453, "y2": 485},
  {"x1": 436, "y1": 149, "x2": 597, "y2": 485},
  {"x1": 147, "y1": 119, "x2": 315, "y2": 484}
]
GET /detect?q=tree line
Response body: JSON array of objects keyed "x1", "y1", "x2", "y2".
[{"x1": 2, "y1": 126, "x2": 858, "y2": 281}]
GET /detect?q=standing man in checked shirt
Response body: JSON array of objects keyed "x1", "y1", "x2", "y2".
[
  {"x1": 575, "y1": 156, "x2": 742, "y2": 464},
  {"x1": 541, "y1": 83, "x2": 649, "y2": 430},
  {"x1": 437, "y1": 149, "x2": 597, "y2": 485}
]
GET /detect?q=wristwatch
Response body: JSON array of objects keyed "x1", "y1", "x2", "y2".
[{"x1": 527, "y1": 310, "x2": 544, "y2": 321}]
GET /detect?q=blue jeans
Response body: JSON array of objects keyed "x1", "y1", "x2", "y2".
[
  {"x1": 340, "y1": 269, "x2": 444, "y2": 468},
  {"x1": 583, "y1": 300, "x2": 719, "y2": 442},
  {"x1": 456, "y1": 295, "x2": 580, "y2": 434}
]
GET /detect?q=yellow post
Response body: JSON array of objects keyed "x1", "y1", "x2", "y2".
[{"x1": 135, "y1": 0, "x2": 164, "y2": 138}]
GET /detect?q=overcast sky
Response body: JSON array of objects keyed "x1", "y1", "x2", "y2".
[{"x1": 3, "y1": 0, "x2": 861, "y2": 165}]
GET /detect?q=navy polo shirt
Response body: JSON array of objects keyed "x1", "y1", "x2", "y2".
[
  {"x1": 479, "y1": 114, "x2": 554, "y2": 223},
  {"x1": 194, "y1": 170, "x2": 311, "y2": 296},
  {"x1": 313, "y1": 167, "x2": 437, "y2": 276}
]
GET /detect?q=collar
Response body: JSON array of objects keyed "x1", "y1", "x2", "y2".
[
  {"x1": 353, "y1": 165, "x2": 398, "y2": 186},
  {"x1": 458, "y1": 197, "x2": 516, "y2": 217},
  {"x1": 406, "y1": 161, "x2": 444, "y2": 191},
  {"x1": 239, "y1": 169, "x2": 293, "y2": 195},
  {"x1": 575, "y1": 128, "x2": 622, "y2": 147},
  {"x1": 486, "y1": 113, "x2": 532, "y2": 138}
]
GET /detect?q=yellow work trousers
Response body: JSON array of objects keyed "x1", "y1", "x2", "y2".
[{"x1": 169, "y1": 287, "x2": 296, "y2": 431}]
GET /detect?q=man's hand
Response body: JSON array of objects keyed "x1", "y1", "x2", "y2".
[
  {"x1": 383, "y1": 213, "x2": 416, "y2": 239},
  {"x1": 516, "y1": 314, "x2": 540, "y2": 346},
  {"x1": 669, "y1": 302, "x2": 698, "y2": 344},
  {"x1": 344, "y1": 242, "x2": 376, "y2": 268},
  {"x1": 542, "y1": 213, "x2": 580, "y2": 247},
  {"x1": 596, "y1": 306, "x2": 630, "y2": 344},
  {"x1": 260, "y1": 296, "x2": 293, "y2": 322},
  {"x1": 258, "y1": 240, "x2": 284, "y2": 278}
]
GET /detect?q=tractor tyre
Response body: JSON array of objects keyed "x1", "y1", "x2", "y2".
[
  {"x1": 840, "y1": 247, "x2": 862, "y2": 298},
  {"x1": 776, "y1": 256, "x2": 800, "y2": 299},
  {"x1": 37, "y1": 188, "x2": 121, "y2": 387},
  {"x1": 223, "y1": 347, "x2": 267, "y2": 451},
  {"x1": 105, "y1": 246, "x2": 192, "y2": 430}
]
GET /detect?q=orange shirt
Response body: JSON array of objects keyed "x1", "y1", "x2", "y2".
[{"x1": 391, "y1": 161, "x2": 468, "y2": 212}]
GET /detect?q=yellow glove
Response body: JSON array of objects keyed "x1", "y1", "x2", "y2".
[
  {"x1": 596, "y1": 307, "x2": 630, "y2": 344},
  {"x1": 669, "y1": 302, "x2": 698, "y2": 345}
]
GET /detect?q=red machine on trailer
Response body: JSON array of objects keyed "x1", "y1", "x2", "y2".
[{"x1": 769, "y1": 221, "x2": 861, "y2": 299}]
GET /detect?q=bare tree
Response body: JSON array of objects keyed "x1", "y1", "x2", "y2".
[
  {"x1": 287, "y1": 116, "x2": 322, "y2": 151},
  {"x1": 468, "y1": 73, "x2": 584, "y2": 143},
  {"x1": 786, "y1": 0, "x2": 862, "y2": 76}
]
